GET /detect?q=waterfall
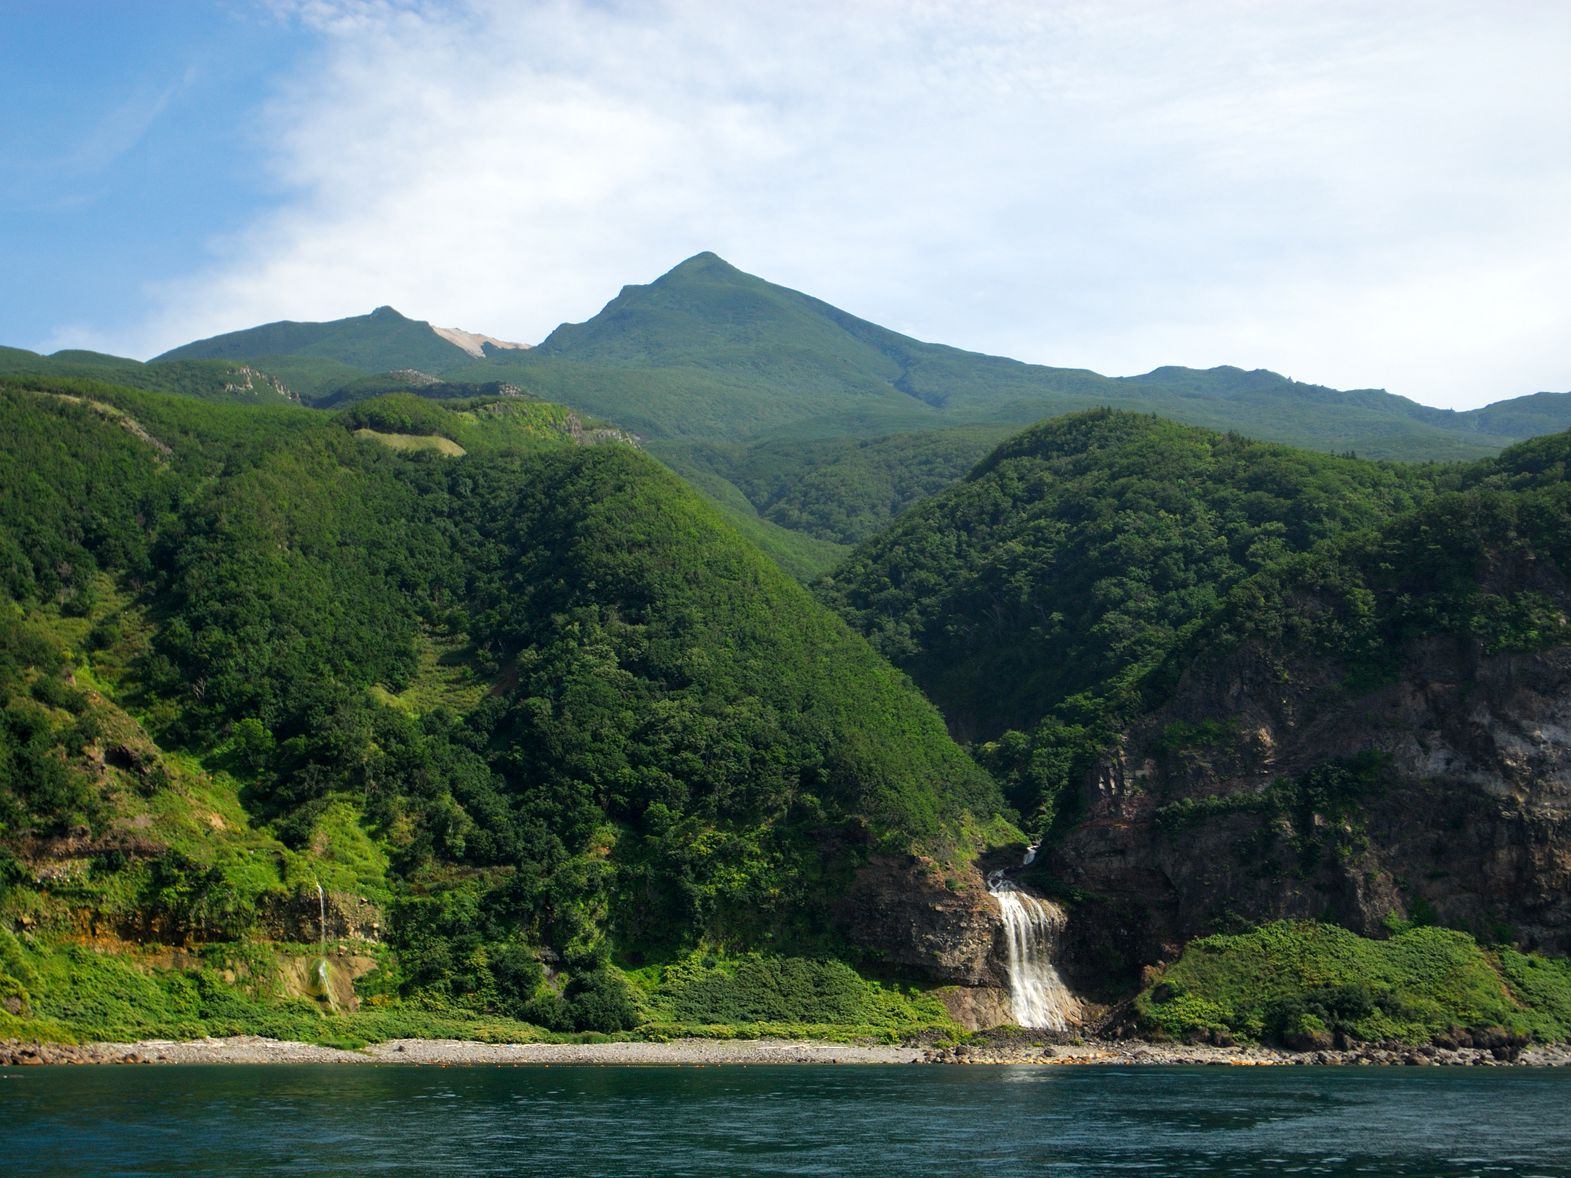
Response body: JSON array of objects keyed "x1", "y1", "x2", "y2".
[
  {"x1": 314, "y1": 880, "x2": 331, "y2": 1002},
  {"x1": 315, "y1": 880, "x2": 327, "y2": 958},
  {"x1": 986, "y1": 856, "x2": 1077, "y2": 1031}
]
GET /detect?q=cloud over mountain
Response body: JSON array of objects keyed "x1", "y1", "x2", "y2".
[{"x1": 116, "y1": 0, "x2": 1571, "y2": 408}]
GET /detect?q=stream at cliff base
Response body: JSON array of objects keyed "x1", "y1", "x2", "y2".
[{"x1": 5, "y1": 1064, "x2": 1571, "y2": 1176}]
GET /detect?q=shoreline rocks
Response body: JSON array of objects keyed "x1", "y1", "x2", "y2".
[{"x1": 5, "y1": 1034, "x2": 1570, "y2": 1068}]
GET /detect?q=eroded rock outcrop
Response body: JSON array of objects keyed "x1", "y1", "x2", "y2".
[
  {"x1": 1049, "y1": 632, "x2": 1571, "y2": 993},
  {"x1": 836, "y1": 853, "x2": 1091, "y2": 1030},
  {"x1": 836, "y1": 854, "x2": 1007, "y2": 987}
]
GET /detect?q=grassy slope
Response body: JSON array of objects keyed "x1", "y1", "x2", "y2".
[
  {"x1": 1138, "y1": 921, "x2": 1571, "y2": 1047},
  {"x1": 154, "y1": 306, "x2": 476, "y2": 377}
]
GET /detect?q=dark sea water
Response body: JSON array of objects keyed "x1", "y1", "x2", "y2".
[{"x1": 3, "y1": 1063, "x2": 1570, "y2": 1176}]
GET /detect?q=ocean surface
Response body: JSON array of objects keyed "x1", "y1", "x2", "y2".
[{"x1": 4, "y1": 1063, "x2": 1570, "y2": 1176}]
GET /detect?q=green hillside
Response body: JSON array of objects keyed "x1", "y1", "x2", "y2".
[
  {"x1": 822, "y1": 411, "x2": 1436, "y2": 757},
  {"x1": 154, "y1": 305, "x2": 481, "y2": 384},
  {"x1": 822, "y1": 410, "x2": 1571, "y2": 1027},
  {"x1": 0, "y1": 376, "x2": 1004, "y2": 1045},
  {"x1": 652, "y1": 425, "x2": 1015, "y2": 547},
  {"x1": 111, "y1": 253, "x2": 1570, "y2": 574},
  {"x1": 0, "y1": 346, "x2": 297, "y2": 404}
]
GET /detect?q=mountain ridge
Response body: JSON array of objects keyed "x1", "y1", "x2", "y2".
[{"x1": 122, "y1": 252, "x2": 1568, "y2": 458}]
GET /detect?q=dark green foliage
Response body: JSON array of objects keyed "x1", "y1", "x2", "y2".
[
  {"x1": 337, "y1": 393, "x2": 462, "y2": 439},
  {"x1": 0, "y1": 615, "x2": 101, "y2": 836},
  {"x1": 230, "y1": 718, "x2": 276, "y2": 778},
  {"x1": 828, "y1": 412, "x2": 1431, "y2": 739},
  {"x1": 663, "y1": 955, "x2": 884, "y2": 1025},
  {"x1": 654, "y1": 426, "x2": 1011, "y2": 546},
  {"x1": 521, "y1": 990, "x2": 574, "y2": 1032},
  {"x1": 487, "y1": 944, "x2": 545, "y2": 1018},
  {"x1": 824, "y1": 412, "x2": 1433, "y2": 830},
  {"x1": 564, "y1": 969, "x2": 641, "y2": 1032},
  {"x1": 142, "y1": 852, "x2": 256, "y2": 941},
  {"x1": 829, "y1": 412, "x2": 1571, "y2": 845},
  {"x1": 1202, "y1": 451, "x2": 1571, "y2": 680}
]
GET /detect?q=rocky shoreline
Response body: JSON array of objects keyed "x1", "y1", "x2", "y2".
[
  {"x1": 5, "y1": 1034, "x2": 1571, "y2": 1068},
  {"x1": 922, "y1": 1038, "x2": 1571, "y2": 1067}
]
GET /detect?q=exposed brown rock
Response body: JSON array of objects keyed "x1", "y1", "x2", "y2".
[
  {"x1": 1049, "y1": 627, "x2": 1571, "y2": 990},
  {"x1": 835, "y1": 854, "x2": 1007, "y2": 987},
  {"x1": 937, "y1": 985, "x2": 1015, "y2": 1031}
]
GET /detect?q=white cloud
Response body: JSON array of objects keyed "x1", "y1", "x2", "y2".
[{"x1": 121, "y1": 0, "x2": 1571, "y2": 408}]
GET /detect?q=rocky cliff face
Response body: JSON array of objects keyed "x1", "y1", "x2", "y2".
[
  {"x1": 1047, "y1": 631, "x2": 1571, "y2": 995},
  {"x1": 836, "y1": 854, "x2": 1008, "y2": 987},
  {"x1": 835, "y1": 853, "x2": 1092, "y2": 1029}
]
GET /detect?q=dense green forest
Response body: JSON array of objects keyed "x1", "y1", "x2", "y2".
[
  {"x1": 812, "y1": 410, "x2": 1571, "y2": 1045},
  {"x1": 0, "y1": 376, "x2": 1004, "y2": 1044},
  {"x1": 827, "y1": 411, "x2": 1571, "y2": 822},
  {"x1": 821, "y1": 411, "x2": 1442, "y2": 822},
  {"x1": 652, "y1": 426, "x2": 1013, "y2": 547}
]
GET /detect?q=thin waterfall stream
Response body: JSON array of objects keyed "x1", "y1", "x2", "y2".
[
  {"x1": 986, "y1": 845, "x2": 1078, "y2": 1030},
  {"x1": 314, "y1": 880, "x2": 330, "y2": 1000}
]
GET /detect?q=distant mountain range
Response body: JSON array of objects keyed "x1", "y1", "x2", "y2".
[
  {"x1": 5, "y1": 251, "x2": 1567, "y2": 576},
  {"x1": 119, "y1": 251, "x2": 1570, "y2": 462}
]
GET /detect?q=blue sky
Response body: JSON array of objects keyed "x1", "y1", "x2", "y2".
[
  {"x1": 1, "y1": 3, "x2": 301, "y2": 348},
  {"x1": 3, "y1": 1, "x2": 1569, "y2": 410}
]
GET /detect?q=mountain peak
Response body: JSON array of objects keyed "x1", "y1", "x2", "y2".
[{"x1": 659, "y1": 251, "x2": 741, "y2": 282}]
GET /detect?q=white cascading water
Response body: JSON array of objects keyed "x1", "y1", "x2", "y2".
[
  {"x1": 314, "y1": 880, "x2": 331, "y2": 1001},
  {"x1": 986, "y1": 848, "x2": 1078, "y2": 1031}
]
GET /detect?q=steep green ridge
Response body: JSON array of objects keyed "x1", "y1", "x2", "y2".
[
  {"x1": 0, "y1": 346, "x2": 297, "y2": 404},
  {"x1": 0, "y1": 377, "x2": 1003, "y2": 1044}
]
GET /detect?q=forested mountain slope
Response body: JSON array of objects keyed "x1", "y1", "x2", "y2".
[
  {"x1": 0, "y1": 376, "x2": 1005, "y2": 1044},
  {"x1": 822, "y1": 411, "x2": 1436, "y2": 752},
  {"x1": 824, "y1": 411, "x2": 1571, "y2": 1029},
  {"x1": 1061, "y1": 430, "x2": 1571, "y2": 1021}
]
